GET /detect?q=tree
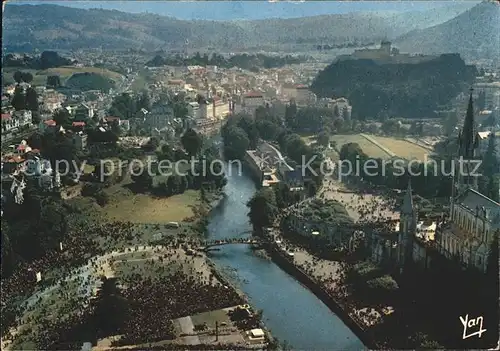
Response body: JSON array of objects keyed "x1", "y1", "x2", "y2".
[
  {"x1": 444, "y1": 113, "x2": 459, "y2": 136},
  {"x1": 333, "y1": 104, "x2": 340, "y2": 119},
  {"x1": 381, "y1": 119, "x2": 400, "y2": 135},
  {"x1": 136, "y1": 91, "x2": 151, "y2": 111},
  {"x1": 247, "y1": 188, "x2": 278, "y2": 233},
  {"x1": 53, "y1": 109, "x2": 71, "y2": 128},
  {"x1": 477, "y1": 90, "x2": 486, "y2": 110},
  {"x1": 487, "y1": 175, "x2": 499, "y2": 202},
  {"x1": 1, "y1": 222, "x2": 15, "y2": 277},
  {"x1": 143, "y1": 137, "x2": 160, "y2": 152},
  {"x1": 10, "y1": 86, "x2": 26, "y2": 110},
  {"x1": 256, "y1": 120, "x2": 280, "y2": 141},
  {"x1": 94, "y1": 191, "x2": 110, "y2": 206},
  {"x1": 25, "y1": 87, "x2": 39, "y2": 111},
  {"x1": 181, "y1": 128, "x2": 202, "y2": 157},
  {"x1": 222, "y1": 126, "x2": 250, "y2": 160},
  {"x1": 27, "y1": 132, "x2": 43, "y2": 149},
  {"x1": 285, "y1": 101, "x2": 297, "y2": 129},
  {"x1": 46, "y1": 75, "x2": 62, "y2": 88},
  {"x1": 131, "y1": 169, "x2": 153, "y2": 191},
  {"x1": 317, "y1": 131, "x2": 330, "y2": 147},
  {"x1": 13, "y1": 71, "x2": 23, "y2": 84},
  {"x1": 21, "y1": 72, "x2": 33, "y2": 83}
]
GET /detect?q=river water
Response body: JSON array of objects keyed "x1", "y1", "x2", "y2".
[{"x1": 207, "y1": 163, "x2": 364, "y2": 350}]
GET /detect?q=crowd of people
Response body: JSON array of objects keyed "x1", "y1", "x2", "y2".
[
  {"x1": 319, "y1": 179, "x2": 399, "y2": 224},
  {"x1": 2, "y1": 218, "x2": 251, "y2": 350}
]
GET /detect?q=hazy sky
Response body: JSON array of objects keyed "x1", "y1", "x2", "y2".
[{"x1": 7, "y1": 1, "x2": 478, "y2": 20}]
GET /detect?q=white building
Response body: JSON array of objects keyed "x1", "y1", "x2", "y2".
[
  {"x1": 477, "y1": 131, "x2": 500, "y2": 161},
  {"x1": 474, "y1": 82, "x2": 500, "y2": 109},
  {"x1": 147, "y1": 103, "x2": 174, "y2": 130},
  {"x1": 242, "y1": 92, "x2": 265, "y2": 115},
  {"x1": 2, "y1": 111, "x2": 32, "y2": 133},
  {"x1": 295, "y1": 85, "x2": 317, "y2": 106}
]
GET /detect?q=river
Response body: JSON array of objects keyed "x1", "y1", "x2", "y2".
[{"x1": 207, "y1": 163, "x2": 365, "y2": 350}]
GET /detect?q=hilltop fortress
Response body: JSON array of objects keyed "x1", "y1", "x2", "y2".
[{"x1": 336, "y1": 40, "x2": 438, "y2": 65}]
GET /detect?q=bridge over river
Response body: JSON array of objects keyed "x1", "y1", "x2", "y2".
[{"x1": 199, "y1": 237, "x2": 266, "y2": 251}]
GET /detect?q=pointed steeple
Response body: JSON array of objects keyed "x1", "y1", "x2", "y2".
[
  {"x1": 401, "y1": 178, "x2": 414, "y2": 216},
  {"x1": 459, "y1": 88, "x2": 477, "y2": 159}
]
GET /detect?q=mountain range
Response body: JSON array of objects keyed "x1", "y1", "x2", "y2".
[
  {"x1": 2, "y1": 2, "x2": 497, "y2": 60},
  {"x1": 394, "y1": 1, "x2": 499, "y2": 61}
]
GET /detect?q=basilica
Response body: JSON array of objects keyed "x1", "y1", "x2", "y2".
[
  {"x1": 438, "y1": 91, "x2": 500, "y2": 272},
  {"x1": 397, "y1": 91, "x2": 500, "y2": 273}
]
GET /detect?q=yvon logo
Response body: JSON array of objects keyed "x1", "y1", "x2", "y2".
[{"x1": 460, "y1": 314, "x2": 487, "y2": 340}]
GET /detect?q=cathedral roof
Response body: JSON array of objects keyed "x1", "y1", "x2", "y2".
[
  {"x1": 457, "y1": 188, "x2": 500, "y2": 227},
  {"x1": 458, "y1": 90, "x2": 480, "y2": 158}
]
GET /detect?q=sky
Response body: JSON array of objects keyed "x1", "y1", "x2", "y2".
[{"x1": 7, "y1": 1, "x2": 479, "y2": 20}]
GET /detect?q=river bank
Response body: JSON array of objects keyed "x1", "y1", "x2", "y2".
[
  {"x1": 204, "y1": 163, "x2": 364, "y2": 350},
  {"x1": 264, "y1": 242, "x2": 377, "y2": 349}
]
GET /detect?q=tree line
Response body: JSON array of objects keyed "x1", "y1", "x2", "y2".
[
  {"x1": 3, "y1": 51, "x2": 74, "y2": 69},
  {"x1": 146, "y1": 52, "x2": 308, "y2": 71}
]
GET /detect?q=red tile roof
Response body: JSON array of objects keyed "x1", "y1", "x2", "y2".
[
  {"x1": 44, "y1": 120, "x2": 57, "y2": 126},
  {"x1": 1, "y1": 113, "x2": 12, "y2": 120},
  {"x1": 4, "y1": 155, "x2": 24, "y2": 163},
  {"x1": 244, "y1": 92, "x2": 263, "y2": 98},
  {"x1": 72, "y1": 122, "x2": 86, "y2": 127}
]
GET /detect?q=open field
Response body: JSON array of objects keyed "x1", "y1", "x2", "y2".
[
  {"x1": 102, "y1": 188, "x2": 200, "y2": 224},
  {"x1": 330, "y1": 134, "x2": 392, "y2": 159},
  {"x1": 369, "y1": 136, "x2": 431, "y2": 162},
  {"x1": 2, "y1": 66, "x2": 123, "y2": 86}
]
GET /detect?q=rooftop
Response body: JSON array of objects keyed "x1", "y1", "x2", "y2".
[{"x1": 244, "y1": 92, "x2": 263, "y2": 98}]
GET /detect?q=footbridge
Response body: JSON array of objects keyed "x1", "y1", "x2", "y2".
[{"x1": 199, "y1": 237, "x2": 266, "y2": 251}]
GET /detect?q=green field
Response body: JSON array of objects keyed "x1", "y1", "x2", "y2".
[
  {"x1": 102, "y1": 188, "x2": 201, "y2": 224},
  {"x1": 330, "y1": 134, "x2": 392, "y2": 159},
  {"x1": 2, "y1": 66, "x2": 123, "y2": 86},
  {"x1": 369, "y1": 136, "x2": 430, "y2": 162}
]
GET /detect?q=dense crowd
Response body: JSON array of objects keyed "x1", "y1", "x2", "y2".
[
  {"x1": 2, "y1": 219, "x2": 248, "y2": 350},
  {"x1": 117, "y1": 267, "x2": 244, "y2": 346}
]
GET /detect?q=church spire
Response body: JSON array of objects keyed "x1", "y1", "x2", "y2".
[
  {"x1": 459, "y1": 88, "x2": 477, "y2": 159},
  {"x1": 401, "y1": 177, "x2": 414, "y2": 216}
]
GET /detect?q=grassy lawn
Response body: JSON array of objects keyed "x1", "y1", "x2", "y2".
[
  {"x1": 102, "y1": 189, "x2": 200, "y2": 224},
  {"x1": 330, "y1": 134, "x2": 391, "y2": 159},
  {"x1": 190, "y1": 309, "x2": 232, "y2": 329},
  {"x1": 369, "y1": 136, "x2": 430, "y2": 162},
  {"x1": 300, "y1": 134, "x2": 316, "y2": 146},
  {"x1": 131, "y1": 73, "x2": 148, "y2": 92},
  {"x1": 39, "y1": 66, "x2": 123, "y2": 82}
]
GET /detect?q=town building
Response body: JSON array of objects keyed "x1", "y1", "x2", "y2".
[
  {"x1": 211, "y1": 97, "x2": 231, "y2": 120},
  {"x1": 477, "y1": 131, "x2": 500, "y2": 161},
  {"x1": 242, "y1": 92, "x2": 265, "y2": 115},
  {"x1": 73, "y1": 103, "x2": 94, "y2": 121},
  {"x1": 72, "y1": 132, "x2": 88, "y2": 151},
  {"x1": 1, "y1": 110, "x2": 32, "y2": 133},
  {"x1": 336, "y1": 40, "x2": 437, "y2": 64},
  {"x1": 474, "y1": 81, "x2": 500, "y2": 109},
  {"x1": 147, "y1": 103, "x2": 174, "y2": 130},
  {"x1": 295, "y1": 85, "x2": 317, "y2": 106}
]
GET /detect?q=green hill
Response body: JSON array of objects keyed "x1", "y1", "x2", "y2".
[
  {"x1": 65, "y1": 72, "x2": 115, "y2": 92},
  {"x1": 310, "y1": 54, "x2": 476, "y2": 120}
]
